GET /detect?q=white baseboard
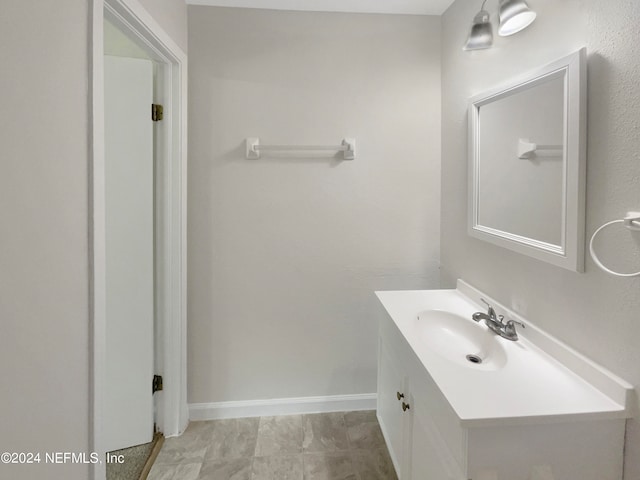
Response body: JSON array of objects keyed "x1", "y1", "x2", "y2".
[{"x1": 189, "y1": 393, "x2": 377, "y2": 421}]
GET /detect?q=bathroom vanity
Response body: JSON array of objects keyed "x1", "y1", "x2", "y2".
[{"x1": 376, "y1": 281, "x2": 633, "y2": 480}]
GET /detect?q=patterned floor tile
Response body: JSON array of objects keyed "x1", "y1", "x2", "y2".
[
  {"x1": 350, "y1": 448, "x2": 398, "y2": 480},
  {"x1": 303, "y1": 452, "x2": 357, "y2": 480},
  {"x1": 204, "y1": 418, "x2": 260, "y2": 460},
  {"x1": 252, "y1": 454, "x2": 303, "y2": 480},
  {"x1": 147, "y1": 461, "x2": 202, "y2": 480},
  {"x1": 198, "y1": 457, "x2": 252, "y2": 480},
  {"x1": 255, "y1": 415, "x2": 303, "y2": 456},
  {"x1": 344, "y1": 411, "x2": 386, "y2": 450},
  {"x1": 303, "y1": 413, "x2": 349, "y2": 453}
]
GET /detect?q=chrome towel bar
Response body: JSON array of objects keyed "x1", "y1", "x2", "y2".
[{"x1": 246, "y1": 137, "x2": 356, "y2": 160}]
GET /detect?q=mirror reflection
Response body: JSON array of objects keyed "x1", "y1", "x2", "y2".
[{"x1": 477, "y1": 72, "x2": 565, "y2": 247}]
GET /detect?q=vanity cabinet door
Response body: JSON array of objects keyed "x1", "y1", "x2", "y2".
[
  {"x1": 409, "y1": 394, "x2": 466, "y2": 480},
  {"x1": 377, "y1": 338, "x2": 408, "y2": 477}
]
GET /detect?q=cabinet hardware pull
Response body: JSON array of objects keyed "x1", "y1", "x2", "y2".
[
  {"x1": 402, "y1": 402, "x2": 410, "y2": 412},
  {"x1": 396, "y1": 392, "x2": 404, "y2": 401}
]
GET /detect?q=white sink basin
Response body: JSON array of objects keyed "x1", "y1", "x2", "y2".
[
  {"x1": 416, "y1": 310, "x2": 507, "y2": 370},
  {"x1": 376, "y1": 283, "x2": 632, "y2": 426}
]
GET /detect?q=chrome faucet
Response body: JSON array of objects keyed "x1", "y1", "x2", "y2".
[{"x1": 472, "y1": 298, "x2": 525, "y2": 341}]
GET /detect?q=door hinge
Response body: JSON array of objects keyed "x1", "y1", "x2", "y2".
[
  {"x1": 151, "y1": 104, "x2": 164, "y2": 122},
  {"x1": 152, "y1": 375, "x2": 163, "y2": 393}
]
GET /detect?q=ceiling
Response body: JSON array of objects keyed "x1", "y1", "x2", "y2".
[{"x1": 185, "y1": 0, "x2": 457, "y2": 16}]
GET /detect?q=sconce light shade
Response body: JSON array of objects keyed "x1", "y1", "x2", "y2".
[
  {"x1": 463, "y1": 10, "x2": 493, "y2": 51},
  {"x1": 498, "y1": 0, "x2": 537, "y2": 36}
]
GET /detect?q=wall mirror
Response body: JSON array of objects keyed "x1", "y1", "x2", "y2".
[{"x1": 468, "y1": 48, "x2": 587, "y2": 272}]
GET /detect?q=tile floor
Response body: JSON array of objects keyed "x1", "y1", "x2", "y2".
[{"x1": 148, "y1": 410, "x2": 398, "y2": 480}]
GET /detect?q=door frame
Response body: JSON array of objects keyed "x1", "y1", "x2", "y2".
[{"x1": 90, "y1": 1, "x2": 188, "y2": 478}]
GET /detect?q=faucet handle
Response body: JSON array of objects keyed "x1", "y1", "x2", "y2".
[
  {"x1": 502, "y1": 319, "x2": 525, "y2": 341},
  {"x1": 480, "y1": 298, "x2": 496, "y2": 318},
  {"x1": 504, "y1": 319, "x2": 525, "y2": 335},
  {"x1": 506, "y1": 319, "x2": 525, "y2": 328}
]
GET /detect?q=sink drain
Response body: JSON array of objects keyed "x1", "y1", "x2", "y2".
[{"x1": 466, "y1": 354, "x2": 483, "y2": 364}]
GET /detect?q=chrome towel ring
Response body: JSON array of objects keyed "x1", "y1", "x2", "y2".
[{"x1": 589, "y1": 213, "x2": 640, "y2": 277}]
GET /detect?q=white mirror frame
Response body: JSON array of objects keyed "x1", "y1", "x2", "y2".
[{"x1": 468, "y1": 48, "x2": 587, "y2": 272}]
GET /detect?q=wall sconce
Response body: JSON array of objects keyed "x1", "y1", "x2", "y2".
[{"x1": 464, "y1": 0, "x2": 537, "y2": 51}]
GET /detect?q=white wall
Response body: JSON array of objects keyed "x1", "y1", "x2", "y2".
[
  {"x1": 187, "y1": 6, "x2": 441, "y2": 404},
  {"x1": 0, "y1": 1, "x2": 187, "y2": 479},
  {"x1": 138, "y1": 0, "x2": 188, "y2": 53},
  {"x1": 441, "y1": 1, "x2": 640, "y2": 478},
  {"x1": 0, "y1": 2, "x2": 90, "y2": 479}
]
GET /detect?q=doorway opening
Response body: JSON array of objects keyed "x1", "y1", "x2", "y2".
[{"x1": 91, "y1": 1, "x2": 188, "y2": 479}]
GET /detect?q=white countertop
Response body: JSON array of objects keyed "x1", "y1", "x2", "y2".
[{"x1": 375, "y1": 285, "x2": 633, "y2": 427}]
